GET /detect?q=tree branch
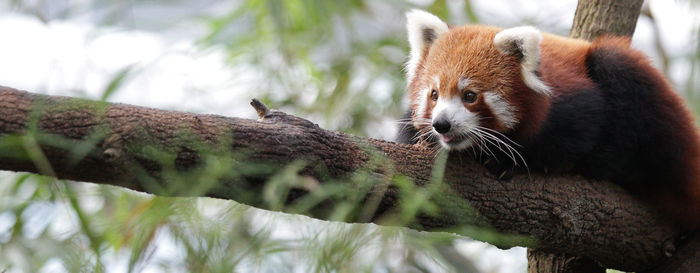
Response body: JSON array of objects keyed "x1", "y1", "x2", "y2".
[{"x1": 0, "y1": 86, "x2": 682, "y2": 271}]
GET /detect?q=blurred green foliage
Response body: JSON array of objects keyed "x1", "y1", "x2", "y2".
[
  {"x1": 201, "y1": 0, "x2": 405, "y2": 136},
  {"x1": 1, "y1": 0, "x2": 699, "y2": 273},
  {"x1": 198, "y1": 0, "x2": 484, "y2": 137}
]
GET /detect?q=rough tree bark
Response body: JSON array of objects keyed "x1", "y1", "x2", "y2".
[
  {"x1": 0, "y1": 87, "x2": 687, "y2": 272},
  {"x1": 569, "y1": 0, "x2": 644, "y2": 41}
]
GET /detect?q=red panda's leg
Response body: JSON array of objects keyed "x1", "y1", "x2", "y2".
[{"x1": 480, "y1": 154, "x2": 518, "y2": 180}]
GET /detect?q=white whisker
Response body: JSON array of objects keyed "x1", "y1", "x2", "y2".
[
  {"x1": 476, "y1": 126, "x2": 522, "y2": 147},
  {"x1": 471, "y1": 127, "x2": 529, "y2": 175},
  {"x1": 469, "y1": 130, "x2": 501, "y2": 161}
]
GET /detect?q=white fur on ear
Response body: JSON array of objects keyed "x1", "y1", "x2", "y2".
[
  {"x1": 405, "y1": 9, "x2": 449, "y2": 83},
  {"x1": 494, "y1": 26, "x2": 551, "y2": 95}
]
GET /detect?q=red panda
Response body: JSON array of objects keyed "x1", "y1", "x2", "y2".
[{"x1": 396, "y1": 10, "x2": 700, "y2": 229}]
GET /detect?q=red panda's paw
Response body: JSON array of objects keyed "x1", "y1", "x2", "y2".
[{"x1": 482, "y1": 158, "x2": 517, "y2": 180}]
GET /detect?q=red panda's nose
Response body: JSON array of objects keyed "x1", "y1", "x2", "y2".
[{"x1": 432, "y1": 119, "x2": 451, "y2": 134}]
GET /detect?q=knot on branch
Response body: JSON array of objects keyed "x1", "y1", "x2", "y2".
[
  {"x1": 250, "y1": 98, "x2": 270, "y2": 117},
  {"x1": 103, "y1": 148, "x2": 122, "y2": 162},
  {"x1": 250, "y1": 98, "x2": 319, "y2": 129},
  {"x1": 101, "y1": 133, "x2": 126, "y2": 164}
]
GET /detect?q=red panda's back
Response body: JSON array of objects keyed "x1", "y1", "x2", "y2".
[{"x1": 539, "y1": 34, "x2": 596, "y2": 96}]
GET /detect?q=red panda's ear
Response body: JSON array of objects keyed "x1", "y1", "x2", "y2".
[
  {"x1": 494, "y1": 26, "x2": 551, "y2": 95},
  {"x1": 405, "y1": 10, "x2": 449, "y2": 83}
]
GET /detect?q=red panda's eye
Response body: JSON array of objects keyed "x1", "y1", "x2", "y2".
[
  {"x1": 430, "y1": 90, "x2": 438, "y2": 101},
  {"x1": 463, "y1": 91, "x2": 477, "y2": 103}
]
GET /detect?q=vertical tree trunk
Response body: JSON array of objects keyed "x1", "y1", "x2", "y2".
[
  {"x1": 569, "y1": 0, "x2": 644, "y2": 40},
  {"x1": 527, "y1": 250, "x2": 605, "y2": 273},
  {"x1": 529, "y1": 0, "x2": 644, "y2": 272}
]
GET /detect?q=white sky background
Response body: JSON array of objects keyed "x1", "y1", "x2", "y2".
[{"x1": 0, "y1": 0, "x2": 698, "y2": 272}]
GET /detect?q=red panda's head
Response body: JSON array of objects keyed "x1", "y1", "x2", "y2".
[{"x1": 405, "y1": 10, "x2": 551, "y2": 150}]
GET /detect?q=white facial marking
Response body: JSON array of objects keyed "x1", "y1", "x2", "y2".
[
  {"x1": 494, "y1": 26, "x2": 551, "y2": 96},
  {"x1": 405, "y1": 10, "x2": 449, "y2": 83},
  {"x1": 415, "y1": 87, "x2": 429, "y2": 121},
  {"x1": 484, "y1": 92, "x2": 518, "y2": 129},
  {"x1": 432, "y1": 96, "x2": 479, "y2": 150},
  {"x1": 415, "y1": 77, "x2": 440, "y2": 127},
  {"x1": 458, "y1": 77, "x2": 470, "y2": 91}
]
